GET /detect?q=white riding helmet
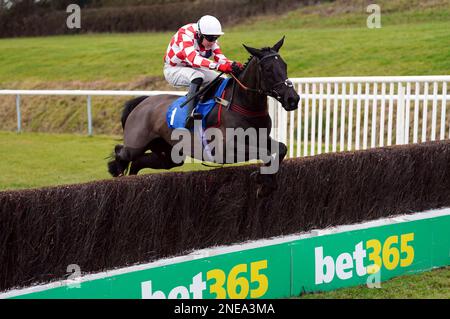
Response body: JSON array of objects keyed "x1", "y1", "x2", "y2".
[{"x1": 197, "y1": 15, "x2": 224, "y2": 35}]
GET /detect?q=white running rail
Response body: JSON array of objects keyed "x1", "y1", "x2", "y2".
[
  {"x1": 1, "y1": 75, "x2": 449, "y2": 156},
  {"x1": 269, "y1": 75, "x2": 450, "y2": 157},
  {"x1": 0, "y1": 90, "x2": 185, "y2": 136}
]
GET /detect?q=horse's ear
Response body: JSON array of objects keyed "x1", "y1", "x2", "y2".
[
  {"x1": 272, "y1": 36, "x2": 285, "y2": 52},
  {"x1": 243, "y1": 44, "x2": 263, "y2": 58}
]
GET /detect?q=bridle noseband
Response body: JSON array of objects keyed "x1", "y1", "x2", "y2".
[{"x1": 230, "y1": 52, "x2": 293, "y2": 102}]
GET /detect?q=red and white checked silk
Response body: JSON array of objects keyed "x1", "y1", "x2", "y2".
[{"x1": 164, "y1": 23, "x2": 231, "y2": 69}]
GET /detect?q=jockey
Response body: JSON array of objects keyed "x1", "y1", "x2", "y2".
[{"x1": 163, "y1": 15, "x2": 243, "y2": 129}]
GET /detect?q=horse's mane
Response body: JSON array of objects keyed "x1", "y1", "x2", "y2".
[
  {"x1": 241, "y1": 55, "x2": 253, "y2": 71},
  {"x1": 241, "y1": 47, "x2": 273, "y2": 72}
]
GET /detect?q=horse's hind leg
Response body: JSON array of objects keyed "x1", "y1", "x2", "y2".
[
  {"x1": 107, "y1": 144, "x2": 147, "y2": 177},
  {"x1": 129, "y1": 152, "x2": 183, "y2": 175},
  {"x1": 108, "y1": 144, "x2": 128, "y2": 177},
  {"x1": 129, "y1": 138, "x2": 185, "y2": 175}
]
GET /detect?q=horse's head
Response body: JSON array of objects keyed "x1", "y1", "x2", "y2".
[{"x1": 243, "y1": 36, "x2": 299, "y2": 111}]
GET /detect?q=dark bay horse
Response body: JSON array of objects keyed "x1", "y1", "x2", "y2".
[{"x1": 108, "y1": 37, "x2": 299, "y2": 195}]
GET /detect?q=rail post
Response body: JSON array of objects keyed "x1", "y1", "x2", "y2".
[
  {"x1": 396, "y1": 83, "x2": 405, "y2": 144},
  {"x1": 87, "y1": 95, "x2": 93, "y2": 136},
  {"x1": 16, "y1": 95, "x2": 21, "y2": 133}
]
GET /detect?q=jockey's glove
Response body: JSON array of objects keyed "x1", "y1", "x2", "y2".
[
  {"x1": 231, "y1": 61, "x2": 244, "y2": 76},
  {"x1": 217, "y1": 62, "x2": 233, "y2": 74},
  {"x1": 233, "y1": 61, "x2": 244, "y2": 70}
]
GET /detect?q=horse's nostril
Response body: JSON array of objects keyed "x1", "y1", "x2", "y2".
[{"x1": 287, "y1": 97, "x2": 298, "y2": 109}]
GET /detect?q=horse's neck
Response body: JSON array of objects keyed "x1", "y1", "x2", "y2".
[{"x1": 231, "y1": 59, "x2": 267, "y2": 112}]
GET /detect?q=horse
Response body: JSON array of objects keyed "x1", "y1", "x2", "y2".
[{"x1": 108, "y1": 36, "x2": 300, "y2": 196}]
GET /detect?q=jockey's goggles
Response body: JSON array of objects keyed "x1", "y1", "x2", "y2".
[{"x1": 204, "y1": 35, "x2": 219, "y2": 42}]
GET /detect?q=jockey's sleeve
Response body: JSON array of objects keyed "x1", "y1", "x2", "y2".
[
  {"x1": 179, "y1": 33, "x2": 217, "y2": 69},
  {"x1": 211, "y1": 41, "x2": 232, "y2": 65}
]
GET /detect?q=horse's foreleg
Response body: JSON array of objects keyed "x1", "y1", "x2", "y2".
[
  {"x1": 251, "y1": 138, "x2": 287, "y2": 197},
  {"x1": 254, "y1": 137, "x2": 286, "y2": 174}
]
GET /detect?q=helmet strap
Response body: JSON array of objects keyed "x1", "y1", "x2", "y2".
[{"x1": 197, "y1": 30, "x2": 205, "y2": 46}]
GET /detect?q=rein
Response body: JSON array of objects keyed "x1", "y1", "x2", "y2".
[
  {"x1": 179, "y1": 72, "x2": 224, "y2": 108},
  {"x1": 230, "y1": 73, "x2": 262, "y2": 95}
]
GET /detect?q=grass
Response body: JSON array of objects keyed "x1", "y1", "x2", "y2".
[
  {"x1": 0, "y1": 130, "x2": 311, "y2": 191},
  {"x1": 299, "y1": 267, "x2": 450, "y2": 299},
  {"x1": 0, "y1": 131, "x2": 216, "y2": 191},
  {"x1": 0, "y1": 1, "x2": 449, "y2": 85},
  {"x1": 0, "y1": 131, "x2": 118, "y2": 190},
  {"x1": 236, "y1": 0, "x2": 450, "y2": 30},
  {"x1": 0, "y1": 33, "x2": 172, "y2": 84}
]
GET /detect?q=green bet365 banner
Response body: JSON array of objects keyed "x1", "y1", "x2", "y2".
[
  {"x1": 290, "y1": 214, "x2": 450, "y2": 294},
  {"x1": 10, "y1": 243, "x2": 291, "y2": 299},
  {"x1": 4, "y1": 211, "x2": 449, "y2": 299}
]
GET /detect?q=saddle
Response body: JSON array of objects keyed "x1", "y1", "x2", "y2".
[{"x1": 166, "y1": 78, "x2": 230, "y2": 130}]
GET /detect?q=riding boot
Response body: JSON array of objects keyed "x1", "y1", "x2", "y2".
[{"x1": 183, "y1": 77, "x2": 203, "y2": 129}]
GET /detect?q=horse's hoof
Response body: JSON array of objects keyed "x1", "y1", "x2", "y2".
[{"x1": 114, "y1": 144, "x2": 124, "y2": 154}]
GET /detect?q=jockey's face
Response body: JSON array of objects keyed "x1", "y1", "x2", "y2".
[
  {"x1": 201, "y1": 35, "x2": 219, "y2": 49},
  {"x1": 202, "y1": 38, "x2": 213, "y2": 49}
]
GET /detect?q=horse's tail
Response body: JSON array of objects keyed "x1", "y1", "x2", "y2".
[{"x1": 121, "y1": 96, "x2": 149, "y2": 129}]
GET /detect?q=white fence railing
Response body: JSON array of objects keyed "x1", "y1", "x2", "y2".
[
  {"x1": 1, "y1": 75, "x2": 449, "y2": 158},
  {"x1": 269, "y1": 75, "x2": 450, "y2": 157},
  {"x1": 0, "y1": 89, "x2": 185, "y2": 136}
]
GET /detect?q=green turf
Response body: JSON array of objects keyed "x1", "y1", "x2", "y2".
[
  {"x1": 0, "y1": 130, "x2": 312, "y2": 191},
  {"x1": 298, "y1": 266, "x2": 450, "y2": 299},
  {"x1": 0, "y1": 129, "x2": 336, "y2": 191},
  {"x1": 0, "y1": 131, "x2": 216, "y2": 191},
  {"x1": 0, "y1": 1, "x2": 449, "y2": 85}
]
